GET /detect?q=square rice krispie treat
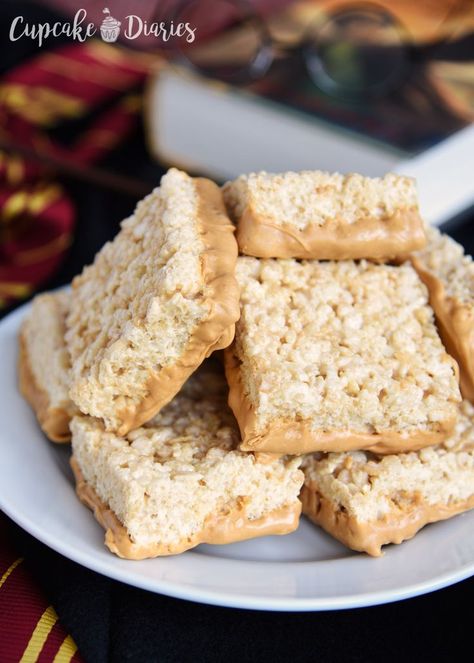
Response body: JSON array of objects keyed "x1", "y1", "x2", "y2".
[
  {"x1": 412, "y1": 226, "x2": 474, "y2": 402},
  {"x1": 225, "y1": 258, "x2": 461, "y2": 455},
  {"x1": 66, "y1": 168, "x2": 240, "y2": 436},
  {"x1": 19, "y1": 291, "x2": 75, "y2": 442},
  {"x1": 301, "y1": 399, "x2": 474, "y2": 556},
  {"x1": 71, "y1": 368, "x2": 303, "y2": 559},
  {"x1": 223, "y1": 171, "x2": 426, "y2": 260}
]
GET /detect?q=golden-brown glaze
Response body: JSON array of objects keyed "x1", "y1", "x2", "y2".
[
  {"x1": 18, "y1": 333, "x2": 71, "y2": 443},
  {"x1": 412, "y1": 256, "x2": 474, "y2": 403},
  {"x1": 224, "y1": 348, "x2": 456, "y2": 455},
  {"x1": 71, "y1": 458, "x2": 301, "y2": 560},
  {"x1": 300, "y1": 484, "x2": 474, "y2": 557},
  {"x1": 236, "y1": 209, "x2": 426, "y2": 261},
  {"x1": 114, "y1": 178, "x2": 240, "y2": 436}
]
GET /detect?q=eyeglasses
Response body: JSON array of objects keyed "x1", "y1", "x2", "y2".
[{"x1": 167, "y1": 0, "x2": 414, "y2": 101}]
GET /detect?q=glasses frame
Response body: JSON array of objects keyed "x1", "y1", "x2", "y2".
[{"x1": 166, "y1": 0, "x2": 470, "y2": 102}]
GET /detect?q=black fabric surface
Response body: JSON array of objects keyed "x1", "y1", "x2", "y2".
[
  {"x1": 3, "y1": 511, "x2": 473, "y2": 663},
  {"x1": 1, "y1": 2, "x2": 474, "y2": 661}
]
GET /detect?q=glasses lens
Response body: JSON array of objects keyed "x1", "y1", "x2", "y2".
[
  {"x1": 305, "y1": 4, "x2": 408, "y2": 100},
  {"x1": 172, "y1": 0, "x2": 271, "y2": 82}
]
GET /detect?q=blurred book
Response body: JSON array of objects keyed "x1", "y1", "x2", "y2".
[
  {"x1": 146, "y1": 67, "x2": 405, "y2": 173},
  {"x1": 146, "y1": 66, "x2": 474, "y2": 226},
  {"x1": 145, "y1": 0, "x2": 474, "y2": 226}
]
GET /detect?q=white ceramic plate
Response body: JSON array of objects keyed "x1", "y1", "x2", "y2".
[{"x1": 1, "y1": 301, "x2": 474, "y2": 611}]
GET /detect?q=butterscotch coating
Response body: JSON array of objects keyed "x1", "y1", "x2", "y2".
[
  {"x1": 225, "y1": 257, "x2": 461, "y2": 454},
  {"x1": 71, "y1": 370, "x2": 303, "y2": 559},
  {"x1": 302, "y1": 400, "x2": 474, "y2": 555},
  {"x1": 19, "y1": 291, "x2": 75, "y2": 442},
  {"x1": 66, "y1": 168, "x2": 240, "y2": 435},
  {"x1": 223, "y1": 171, "x2": 426, "y2": 260},
  {"x1": 412, "y1": 226, "x2": 474, "y2": 402}
]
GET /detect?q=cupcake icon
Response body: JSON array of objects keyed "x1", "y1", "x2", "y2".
[{"x1": 100, "y1": 8, "x2": 121, "y2": 43}]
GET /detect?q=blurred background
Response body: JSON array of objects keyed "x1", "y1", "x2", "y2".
[{"x1": 0, "y1": 0, "x2": 473, "y2": 312}]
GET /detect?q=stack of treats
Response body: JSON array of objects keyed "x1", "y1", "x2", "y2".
[{"x1": 19, "y1": 168, "x2": 474, "y2": 558}]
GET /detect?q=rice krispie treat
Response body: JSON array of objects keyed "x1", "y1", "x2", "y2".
[
  {"x1": 66, "y1": 168, "x2": 240, "y2": 435},
  {"x1": 71, "y1": 370, "x2": 303, "y2": 559},
  {"x1": 19, "y1": 291, "x2": 75, "y2": 442},
  {"x1": 223, "y1": 171, "x2": 426, "y2": 260},
  {"x1": 411, "y1": 227, "x2": 474, "y2": 402},
  {"x1": 301, "y1": 399, "x2": 474, "y2": 556},
  {"x1": 225, "y1": 258, "x2": 461, "y2": 455}
]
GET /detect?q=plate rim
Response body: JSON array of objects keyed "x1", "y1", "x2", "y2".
[
  {"x1": 2, "y1": 493, "x2": 474, "y2": 612},
  {"x1": 1, "y1": 298, "x2": 474, "y2": 612}
]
